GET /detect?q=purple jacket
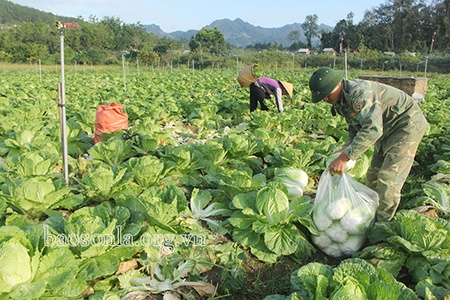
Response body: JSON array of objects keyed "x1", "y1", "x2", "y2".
[{"x1": 254, "y1": 77, "x2": 284, "y2": 111}]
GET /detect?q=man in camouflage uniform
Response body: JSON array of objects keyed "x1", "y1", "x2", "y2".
[{"x1": 308, "y1": 67, "x2": 428, "y2": 221}]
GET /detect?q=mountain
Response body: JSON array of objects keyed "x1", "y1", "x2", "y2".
[
  {"x1": 1, "y1": 0, "x2": 331, "y2": 49},
  {"x1": 0, "y1": 0, "x2": 79, "y2": 24},
  {"x1": 144, "y1": 18, "x2": 332, "y2": 48},
  {"x1": 207, "y1": 18, "x2": 304, "y2": 47}
]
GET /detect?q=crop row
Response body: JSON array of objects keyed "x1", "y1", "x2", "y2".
[{"x1": 0, "y1": 69, "x2": 448, "y2": 299}]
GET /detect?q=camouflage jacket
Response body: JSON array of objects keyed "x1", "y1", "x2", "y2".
[{"x1": 333, "y1": 79, "x2": 428, "y2": 161}]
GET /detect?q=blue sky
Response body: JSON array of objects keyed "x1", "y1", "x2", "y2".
[{"x1": 10, "y1": 0, "x2": 388, "y2": 32}]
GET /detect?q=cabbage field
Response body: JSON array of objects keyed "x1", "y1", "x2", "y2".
[{"x1": 0, "y1": 67, "x2": 449, "y2": 300}]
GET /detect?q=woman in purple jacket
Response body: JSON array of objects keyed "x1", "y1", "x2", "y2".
[{"x1": 249, "y1": 77, "x2": 293, "y2": 112}]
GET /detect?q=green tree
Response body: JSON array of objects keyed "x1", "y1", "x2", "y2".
[
  {"x1": 389, "y1": 0, "x2": 427, "y2": 51},
  {"x1": 189, "y1": 27, "x2": 226, "y2": 55},
  {"x1": 138, "y1": 43, "x2": 159, "y2": 66},
  {"x1": 321, "y1": 13, "x2": 362, "y2": 52},
  {"x1": 287, "y1": 30, "x2": 302, "y2": 45},
  {"x1": 430, "y1": 0, "x2": 450, "y2": 52},
  {"x1": 287, "y1": 30, "x2": 307, "y2": 51},
  {"x1": 27, "y1": 43, "x2": 48, "y2": 62},
  {"x1": 128, "y1": 23, "x2": 154, "y2": 50},
  {"x1": 358, "y1": 0, "x2": 431, "y2": 53},
  {"x1": 0, "y1": 50, "x2": 12, "y2": 62},
  {"x1": 301, "y1": 14, "x2": 319, "y2": 49}
]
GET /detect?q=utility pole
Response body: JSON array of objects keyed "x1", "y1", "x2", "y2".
[
  {"x1": 339, "y1": 36, "x2": 344, "y2": 54},
  {"x1": 56, "y1": 21, "x2": 69, "y2": 186},
  {"x1": 56, "y1": 21, "x2": 80, "y2": 186},
  {"x1": 430, "y1": 31, "x2": 437, "y2": 54}
]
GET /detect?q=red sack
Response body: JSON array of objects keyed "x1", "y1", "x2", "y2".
[{"x1": 94, "y1": 102, "x2": 128, "y2": 144}]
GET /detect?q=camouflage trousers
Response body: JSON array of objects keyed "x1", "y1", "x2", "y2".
[{"x1": 366, "y1": 105, "x2": 428, "y2": 222}]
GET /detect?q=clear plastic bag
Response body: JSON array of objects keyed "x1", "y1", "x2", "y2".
[{"x1": 312, "y1": 170, "x2": 379, "y2": 257}]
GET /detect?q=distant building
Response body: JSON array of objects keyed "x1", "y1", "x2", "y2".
[
  {"x1": 323, "y1": 48, "x2": 336, "y2": 55},
  {"x1": 297, "y1": 48, "x2": 310, "y2": 55}
]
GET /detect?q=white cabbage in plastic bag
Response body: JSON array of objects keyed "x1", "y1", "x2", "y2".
[
  {"x1": 325, "y1": 222, "x2": 349, "y2": 243},
  {"x1": 311, "y1": 169, "x2": 379, "y2": 258},
  {"x1": 326, "y1": 196, "x2": 352, "y2": 220},
  {"x1": 338, "y1": 234, "x2": 366, "y2": 256}
]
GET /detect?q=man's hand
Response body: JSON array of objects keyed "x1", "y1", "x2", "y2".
[{"x1": 328, "y1": 151, "x2": 350, "y2": 175}]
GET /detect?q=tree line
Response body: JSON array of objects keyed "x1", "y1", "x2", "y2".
[
  {"x1": 0, "y1": 0, "x2": 448, "y2": 72},
  {"x1": 318, "y1": 0, "x2": 449, "y2": 55}
]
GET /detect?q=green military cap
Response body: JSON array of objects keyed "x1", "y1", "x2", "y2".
[{"x1": 309, "y1": 67, "x2": 345, "y2": 103}]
